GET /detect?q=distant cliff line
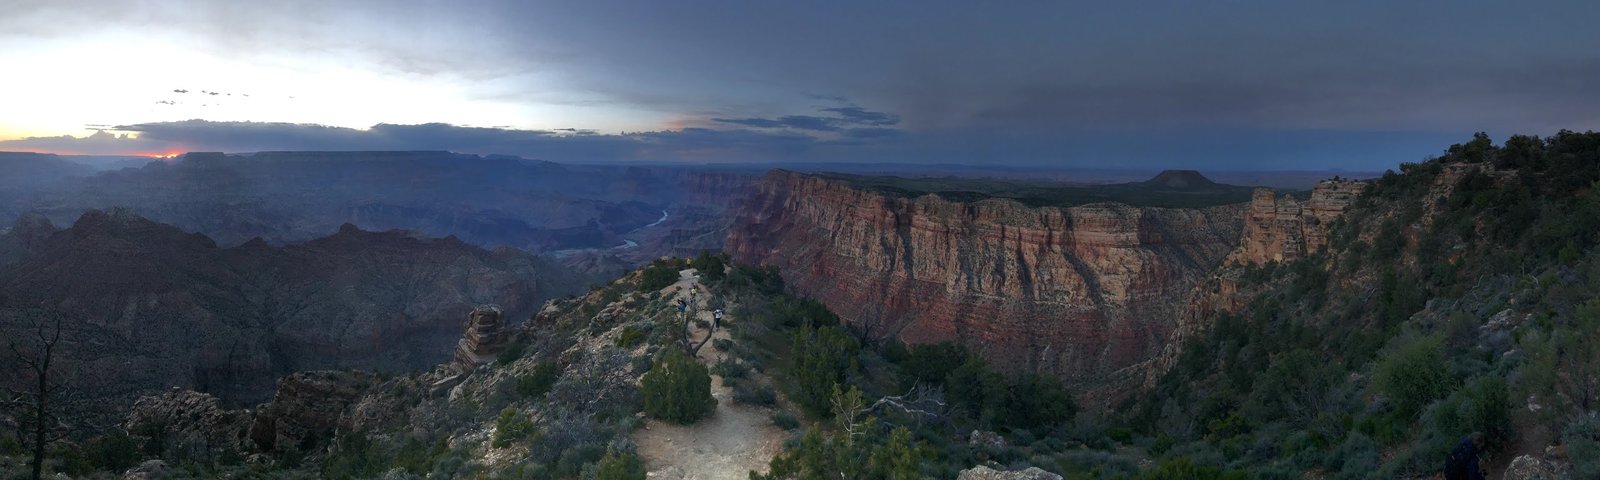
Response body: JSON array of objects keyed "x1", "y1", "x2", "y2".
[{"x1": 724, "y1": 169, "x2": 1364, "y2": 406}]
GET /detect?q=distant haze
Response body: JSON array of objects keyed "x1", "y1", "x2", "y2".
[{"x1": 2, "y1": 1, "x2": 1596, "y2": 170}]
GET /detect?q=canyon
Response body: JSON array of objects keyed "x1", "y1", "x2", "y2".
[
  {"x1": 0, "y1": 209, "x2": 591, "y2": 412},
  {"x1": 726, "y1": 170, "x2": 1365, "y2": 402},
  {"x1": 1, "y1": 151, "x2": 758, "y2": 274}
]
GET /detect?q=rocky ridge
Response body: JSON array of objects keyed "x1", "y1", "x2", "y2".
[{"x1": 104, "y1": 261, "x2": 687, "y2": 478}]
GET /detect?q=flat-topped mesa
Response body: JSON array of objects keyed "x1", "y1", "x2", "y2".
[
  {"x1": 1228, "y1": 178, "x2": 1367, "y2": 265},
  {"x1": 1142, "y1": 169, "x2": 1219, "y2": 189},
  {"x1": 453, "y1": 305, "x2": 509, "y2": 369}
]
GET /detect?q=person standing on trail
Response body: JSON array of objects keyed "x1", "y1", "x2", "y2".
[
  {"x1": 677, "y1": 298, "x2": 687, "y2": 314},
  {"x1": 1443, "y1": 432, "x2": 1486, "y2": 480},
  {"x1": 713, "y1": 308, "x2": 723, "y2": 330}
]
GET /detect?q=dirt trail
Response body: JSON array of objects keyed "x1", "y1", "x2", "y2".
[{"x1": 633, "y1": 268, "x2": 787, "y2": 480}]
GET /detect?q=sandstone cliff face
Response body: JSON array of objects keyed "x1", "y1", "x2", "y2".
[
  {"x1": 726, "y1": 171, "x2": 1245, "y2": 400},
  {"x1": 1227, "y1": 179, "x2": 1367, "y2": 265}
]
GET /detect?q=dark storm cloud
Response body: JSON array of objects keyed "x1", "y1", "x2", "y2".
[
  {"x1": 821, "y1": 107, "x2": 899, "y2": 126},
  {"x1": 712, "y1": 106, "x2": 903, "y2": 134},
  {"x1": 6, "y1": 0, "x2": 1598, "y2": 169},
  {"x1": 841, "y1": 127, "x2": 904, "y2": 139},
  {"x1": 0, "y1": 120, "x2": 895, "y2": 162},
  {"x1": 773, "y1": 116, "x2": 839, "y2": 132},
  {"x1": 712, "y1": 117, "x2": 786, "y2": 129}
]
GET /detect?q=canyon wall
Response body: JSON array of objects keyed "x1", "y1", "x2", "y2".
[
  {"x1": 725, "y1": 171, "x2": 1246, "y2": 402},
  {"x1": 1227, "y1": 179, "x2": 1368, "y2": 265},
  {"x1": 1147, "y1": 178, "x2": 1368, "y2": 387}
]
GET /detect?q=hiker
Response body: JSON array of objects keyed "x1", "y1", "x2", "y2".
[
  {"x1": 712, "y1": 308, "x2": 723, "y2": 330},
  {"x1": 1443, "y1": 431, "x2": 1486, "y2": 480},
  {"x1": 676, "y1": 298, "x2": 687, "y2": 313}
]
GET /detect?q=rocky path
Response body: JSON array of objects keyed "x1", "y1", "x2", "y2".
[{"x1": 633, "y1": 268, "x2": 786, "y2": 480}]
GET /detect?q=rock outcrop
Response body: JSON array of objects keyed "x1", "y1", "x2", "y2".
[
  {"x1": 122, "y1": 370, "x2": 378, "y2": 459},
  {"x1": 247, "y1": 370, "x2": 377, "y2": 452},
  {"x1": 124, "y1": 389, "x2": 255, "y2": 456},
  {"x1": 957, "y1": 465, "x2": 1064, "y2": 480},
  {"x1": 453, "y1": 305, "x2": 509, "y2": 369},
  {"x1": 726, "y1": 170, "x2": 1245, "y2": 402},
  {"x1": 1503, "y1": 454, "x2": 1569, "y2": 480},
  {"x1": 1228, "y1": 178, "x2": 1366, "y2": 265}
]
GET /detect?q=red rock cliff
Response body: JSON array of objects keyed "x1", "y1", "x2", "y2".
[
  {"x1": 725, "y1": 171, "x2": 1245, "y2": 401},
  {"x1": 1227, "y1": 179, "x2": 1367, "y2": 265}
]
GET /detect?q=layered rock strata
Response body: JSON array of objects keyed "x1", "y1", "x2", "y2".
[
  {"x1": 1228, "y1": 178, "x2": 1367, "y2": 265},
  {"x1": 725, "y1": 170, "x2": 1245, "y2": 401},
  {"x1": 454, "y1": 305, "x2": 509, "y2": 369}
]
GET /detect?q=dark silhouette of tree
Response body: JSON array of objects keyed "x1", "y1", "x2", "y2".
[{"x1": 5, "y1": 311, "x2": 68, "y2": 480}]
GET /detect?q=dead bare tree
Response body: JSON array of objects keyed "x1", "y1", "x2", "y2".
[
  {"x1": 679, "y1": 302, "x2": 715, "y2": 356},
  {"x1": 868, "y1": 385, "x2": 948, "y2": 426},
  {"x1": 5, "y1": 310, "x2": 67, "y2": 480}
]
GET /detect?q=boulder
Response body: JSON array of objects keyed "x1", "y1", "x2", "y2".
[
  {"x1": 120, "y1": 459, "x2": 173, "y2": 480},
  {"x1": 1503, "y1": 454, "x2": 1569, "y2": 480},
  {"x1": 956, "y1": 465, "x2": 1063, "y2": 480}
]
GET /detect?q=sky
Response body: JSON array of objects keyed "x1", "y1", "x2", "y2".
[{"x1": 0, "y1": 0, "x2": 1596, "y2": 170}]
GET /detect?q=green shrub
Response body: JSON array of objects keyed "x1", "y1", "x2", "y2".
[
  {"x1": 638, "y1": 259, "x2": 683, "y2": 292},
  {"x1": 1134, "y1": 457, "x2": 1248, "y2": 480},
  {"x1": 725, "y1": 264, "x2": 784, "y2": 295},
  {"x1": 712, "y1": 338, "x2": 734, "y2": 351},
  {"x1": 945, "y1": 357, "x2": 1007, "y2": 425},
  {"x1": 771, "y1": 410, "x2": 800, "y2": 430},
  {"x1": 790, "y1": 324, "x2": 859, "y2": 416},
  {"x1": 492, "y1": 407, "x2": 534, "y2": 448},
  {"x1": 515, "y1": 361, "x2": 561, "y2": 399},
  {"x1": 1448, "y1": 376, "x2": 1513, "y2": 448},
  {"x1": 496, "y1": 340, "x2": 527, "y2": 365},
  {"x1": 555, "y1": 443, "x2": 606, "y2": 478},
  {"x1": 1005, "y1": 373, "x2": 1077, "y2": 428},
  {"x1": 712, "y1": 358, "x2": 749, "y2": 379},
  {"x1": 615, "y1": 325, "x2": 646, "y2": 348},
  {"x1": 642, "y1": 348, "x2": 716, "y2": 424},
  {"x1": 693, "y1": 251, "x2": 727, "y2": 284},
  {"x1": 79, "y1": 430, "x2": 141, "y2": 474},
  {"x1": 734, "y1": 382, "x2": 777, "y2": 406},
  {"x1": 321, "y1": 431, "x2": 388, "y2": 479},
  {"x1": 1564, "y1": 414, "x2": 1600, "y2": 479},
  {"x1": 1326, "y1": 432, "x2": 1377, "y2": 477},
  {"x1": 1373, "y1": 336, "x2": 1454, "y2": 417},
  {"x1": 897, "y1": 342, "x2": 969, "y2": 389},
  {"x1": 595, "y1": 448, "x2": 646, "y2": 480}
]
